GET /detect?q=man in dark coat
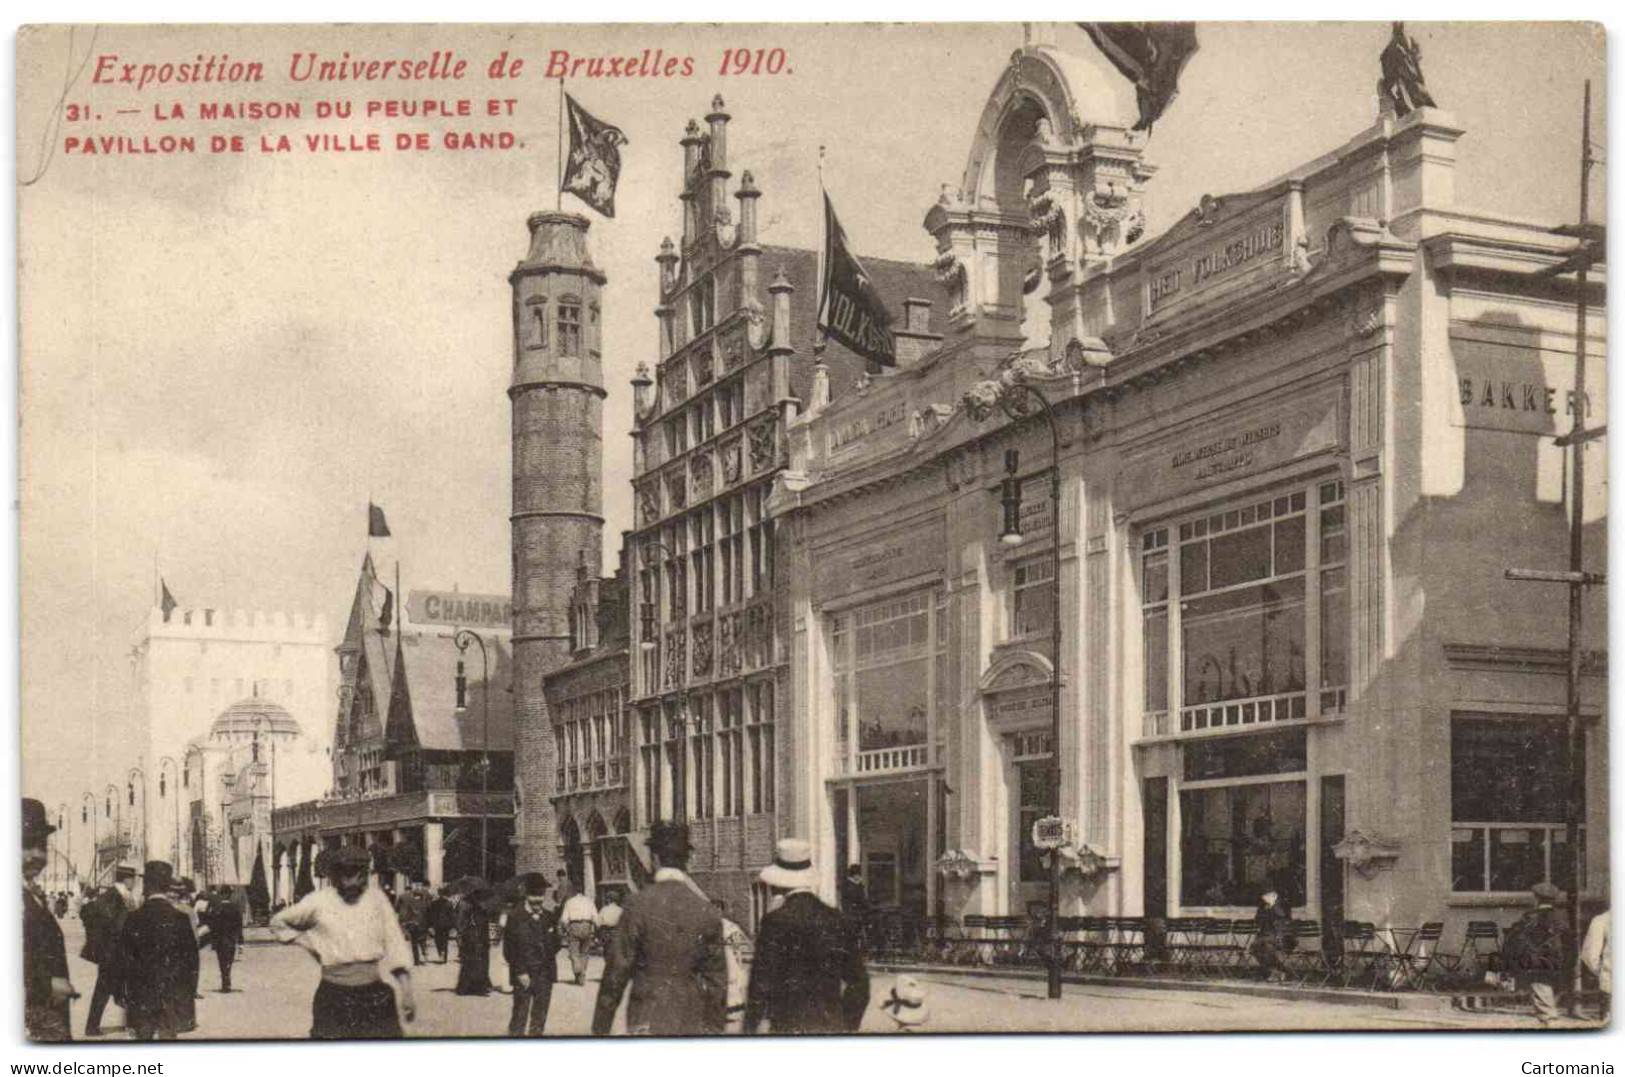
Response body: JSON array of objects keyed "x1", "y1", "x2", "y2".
[
  {"x1": 23, "y1": 799, "x2": 77, "y2": 1041},
  {"x1": 81, "y1": 865, "x2": 137, "y2": 1036},
  {"x1": 427, "y1": 888, "x2": 455, "y2": 963},
  {"x1": 1505, "y1": 881, "x2": 1572, "y2": 1025},
  {"x1": 118, "y1": 861, "x2": 200, "y2": 1040},
  {"x1": 397, "y1": 881, "x2": 431, "y2": 966},
  {"x1": 200, "y1": 887, "x2": 245, "y2": 992},
  {"x1": 744, "y1": 838, "x2": 869, "y2": 1035},
  {"x1": 592, "y1": 821, "x2": 727, "y2": 1036},
  {"x1": 502, "y1": 875, "x2": 561, "y2": 1036}
]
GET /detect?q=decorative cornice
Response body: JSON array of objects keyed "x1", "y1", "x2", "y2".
[
  {"x1": 1332, "y1": 829, "x2": 1402, "y2": 879},
  {"x1": 1442, "y1": 642, "x2": 1607, "y2": 676}
]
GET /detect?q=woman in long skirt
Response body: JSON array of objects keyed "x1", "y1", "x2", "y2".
[{"x1": 454, "y1": 895, "x2": 493, "y2": 996}]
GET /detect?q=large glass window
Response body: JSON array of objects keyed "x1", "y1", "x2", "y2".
[
  {"x1": 719, "y1": 688, "x2": 744, "y2": 817},
  {"x1": 691, "y1": 511, "x2": 715, "y2": 615},
  {"x1": 639, "y1": 708, "x2": 661, "y2": 822},
  {"x1": 748, "y1": 681, "x2": 776, "y2": 813},
  {"x1": 691, "y1": 696, "x2": 714, "y2": 819},
  {"x1": 664, "y1": 704, "x2": 687, "y2": 821},
  {"x1": 720, "y1": 495, "x2": 744, "y2": 607},
  {"x1": 559, "y1": 302, "x2": 582, "y2": 356},
  {"x1": 1010, "y1": 556, "x2": 1056, "y2": 640},
  {"x1": 1451, "y1": 714, "x2": 1584, "y2": 893},
  {"x1": 1142, "y1": 482, "x2": 1344, "y2": 736},
  {"x1": 1014, "y1": 731, "x2": 1055, "y2": 883}
]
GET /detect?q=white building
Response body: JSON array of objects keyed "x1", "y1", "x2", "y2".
[{"x1": 127, "y1": 602, "x2": 331, "y2": 879}]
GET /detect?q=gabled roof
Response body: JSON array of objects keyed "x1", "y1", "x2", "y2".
[
  {"x1": 758, "y1": 244, "x2": 944, "y2": 404},
  {"x1": 385, "y1": 630, "x2": 515, "y2": 754}
]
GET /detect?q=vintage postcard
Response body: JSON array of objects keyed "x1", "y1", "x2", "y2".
[{"x1": 15, "y1": 20, "x2": 1610, "y2": 1050}]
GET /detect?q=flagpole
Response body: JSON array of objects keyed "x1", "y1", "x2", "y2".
[
  {"x1": 815, "y1": 146, "x2": 830, "y2": 350},
  {"x1": 557, "y1": 77, "x2": 565, "y2": 212}
]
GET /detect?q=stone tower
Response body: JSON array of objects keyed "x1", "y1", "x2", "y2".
[{"x1": 509, "y1": 211, "x2": 606, "y2": 874}]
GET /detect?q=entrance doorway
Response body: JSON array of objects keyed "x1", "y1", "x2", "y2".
[{"x1": 834, "y1": 779, "x2": 930, "y2": 937}]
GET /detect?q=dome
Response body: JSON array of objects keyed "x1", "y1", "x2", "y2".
[{"x1": 209, "y1": 697, "x2": 303, "y2": 741}]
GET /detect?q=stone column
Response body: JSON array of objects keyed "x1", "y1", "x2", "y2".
[{"x1": 424, "y1": 822, "x2": 445, "y2": 889}]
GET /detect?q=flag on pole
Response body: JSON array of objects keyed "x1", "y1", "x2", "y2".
[
  {"x1": 817, "y1": 192, "x2": 897, "y2": 368},
  {"x1": 367, "y1": 502, "x2": 391, "y2": 538},
  {"x1": 1080, "y1": 22, "x2": 1200, "y2": 132},
  {"x1": 561, "y1": 93, "x2": 628, "y2": 218},
  {"x1": 160, "y1": 579, "x2": 178, "y2": 622}
]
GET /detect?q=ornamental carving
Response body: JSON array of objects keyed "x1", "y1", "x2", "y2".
[
  {"x1": 664, "y1": 629, "x2": 686, "y2": 688},
  {"x1": 718, "y1": 613, "x2": 740, "y2": 676},
  {"x1": 639, "y1": 486, "x2": 661, "y2": 527},
  {"x1": 693, "y1": 344, "x2": 714, "y2": 387},
  {"x1": 748, "y1": 422, "x2": 776, "y2": 472},
  {"x1": 1053, "y1": 841, "x2": 1115, "y2": 878},
  {"x1": 1081, "y1": 183, "x2": 1142, "y2": 258},
  {"x1": 935, "y1": 849, "x2": 991, "y2": 879},
  {"x1": 721, "y1": 440, "x2": 743, "y2": 484},
  {"x1": 1332, "y1": 829, "x2": 1403, "y2": 879},
  {"x1": 691, "y1": 622, "x2": 714, "y2": 677},
  {"x1": 723, "y1": 327, "x2": 748, "y2": 371},
  {"x1": 933, "y1": 250, "x2": 967, "y2": 288},
  {"x1": 664, "y1": 359, "x2": 687, "y2": 406},
  {"x1": 691, "y1": 452, "x2": 714, "y2": 498},
  {"x1": 667, "y1": 472, "x2": 687, "y2": 510},
  {"x1": 908, "y1": 403, "x2": 955, "y2": 441},
  {"x1": 1192, "y1": 193, "x2": 1223, "y2": 227}
]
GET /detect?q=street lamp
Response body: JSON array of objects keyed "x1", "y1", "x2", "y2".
[
  {"x1": 128, "y1": 767, "x2": 149, "y2": 868},
  {"x1": 159, "y1": 757, "x2": 180, "y2": 868},
  {"x1": 964, "y1": 353, "x2": 1066, "y2": 1000},
  {"x1": 454, "y1": 628, "x2": 491, "y2": 879},
  {"x1": 81, "y1": 793, "x2": 95, "y2": 887},
  {"x1": 104, "y1": 783, "x2": 122, "y2": 878}
]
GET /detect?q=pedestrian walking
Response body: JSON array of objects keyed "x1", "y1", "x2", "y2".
[
  {"x1": 502, "y1": 875, "x2": 561, "y2": 1036},
  {"x1": 270, "y1": 844, "x2": 417, "y2": 1039},
  {"x1": 1580, "y1": 908, "x2": 1611, "y2": 1023},
  {"x1": 879, "y1": 975, "x2": 929, "y2": 1033},
  {"x1": 1504, "y1": 881, "x2": 1573, "y2": 1025},
  {"x1": 714, "y1": 899, "x2": 751, "y2": 1032},
  {"x1": 427, "y1": 888, "x2": 455, "y2": 963},
  {"x1": 81, "y1": 866, "x2": 136, "y2": 1036},
  {"x1": 172, "y1": 879, "x2": 202, "y2": 1032},
  {"x1": 23, "y1": 799, "x2": 76, "y2": 1042},
  {"x1": 397, "y1": 882, "x2": 431, "y2": 966},
  {"x1": 591, "y1": 821, "x2": 727, "y2": 1036},
  {"x1": 200, "y1": 887, "x2": 245, "y2": 992},
  {"x1": 561, "y1": 887, "x2": 599, "y2": 986},
  {"x1": 117, "y1": 861, "x2": 200, "y2": 1041},
  {"x1": 454, "y1": 889, "x2": 494, "y2": 996},
  {"x1": 744, "y1": 838, "x2": 869, "y2": 1035},
  {"x1": 594, "y1": 889, "x2": 624, "y2": 954}
]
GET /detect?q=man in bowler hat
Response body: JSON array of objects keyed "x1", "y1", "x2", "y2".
[
  {"x1": 502, "y1": 874, "x2": 562, "y2": 1036},
  {"x1": 1505, "y1": 881, "x2": 1573, "y2": 1025},
  {"x1": 200, "y1": 886, "x2": 245, "y2": 992},
  {"x1": 592, "y1": 821, "x2": 727, "y2": 1036},
  {"x1": 23, "y1": 798, "x2": 77, "y2": 1041},
  {"x1": 744, "y1": 838, "x2": 870, "y2": 1035},
  {"x1": 117, "y1": 861, "x2": 200, "y2": 1040},
  {"x1": 81, "y1": 863, "x2": 137, "y2": 1036}
]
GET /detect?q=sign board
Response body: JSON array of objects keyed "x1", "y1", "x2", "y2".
[
  {"x1": 1141, "y1": 191, "x2": 1291, "y2": 325},
  {"x1": 1117, "y1": 388, "x2": 1341, "y2": 512},
  {"x1": 1031, "y1": 816, "x2": 1071, "y2": 851},
  {"x1": 406, "y1": 590, "x2": 514, "y2": 631},
  {"x1": 1449, "y1": 338, "x2": 1604, "y2": 436},
  {"x1": 811, "y1": 517, "x2": 946, "y2": 604}
]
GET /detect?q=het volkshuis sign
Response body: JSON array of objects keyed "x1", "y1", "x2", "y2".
[
  {"x1": 406, "y1": 590, "x2": 514, "y2": 630},
  {"x1": 1143, "y1": 192, "x2": 1290, "y2": 320}
]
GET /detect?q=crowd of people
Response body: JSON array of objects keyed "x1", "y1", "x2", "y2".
[{"x1": 25, "y1": 795, "x2": 1607, "y2": 1040}]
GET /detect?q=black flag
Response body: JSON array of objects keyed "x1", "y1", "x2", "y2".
[
  {"x1": 160, "y1": 578, "x2": 178, "y2": 622},
  {"x1": 818, "y1": 193, "x2": 896, "y2": 368},
  {"x1": 1080, "y1": 23, "x2": 1200, "y2": 132},
  {"x1": 562, "y1": 93, "x2": 628, "y2": 218}
]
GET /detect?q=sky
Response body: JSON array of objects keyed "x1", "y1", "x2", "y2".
[{"x1": 15, "y1": 20, "x2": 1607, "y2": 850}]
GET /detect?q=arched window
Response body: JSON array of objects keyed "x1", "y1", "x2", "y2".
[{"x1": 524, "y1": 295, "x2": 548, "y2": 349}]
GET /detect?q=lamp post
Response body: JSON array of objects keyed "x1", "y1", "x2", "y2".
[
  {"x1": 81, "y1": 793, "x2": 96, "y2": 887},
  {"x1": 252, "y1": 714, "x2": 279, "y2": 904},
  {"x1": 454, "y1": 628, "x2": 491, "y2": 879},
  {"x1": 105, "y1": 783, "x2": 122, "y2": 879},
  {"x1": 159, "y1": 757, "x2": 180, "y2": 868},
  {"x1": 128, "y1": 767, "x2": 149, "y2": 868},
  {"x1": 964, "y1": 354, "x2": 1066, "y2": 1001}
]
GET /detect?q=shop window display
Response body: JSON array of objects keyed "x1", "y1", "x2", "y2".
[{"x1": 1450, "y1": 714, "x2": 1584, "y2": 894}]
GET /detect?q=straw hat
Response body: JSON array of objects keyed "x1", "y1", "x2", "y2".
[
  {"x1": 758, "y1": 838, "x2": 818, "y2": 891},
  {"x1": 881, "y1": 975, "x2": 929, "y2": 1027}
]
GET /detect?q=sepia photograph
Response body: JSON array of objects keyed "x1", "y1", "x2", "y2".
[{"x1": 11, "y1": 13, "x2": 1613, "y2": 1059}]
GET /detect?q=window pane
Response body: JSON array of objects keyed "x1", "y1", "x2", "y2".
[
  {"x1": 1489, "y1": 827, "x2": 1546, "y2": 892},
  {"x1": 1452, "y1": 717, "x2": 1571, "y2": 822},
  {"x1": 1321, "y1": 567, "x2": 1348, "y2": 691},
  {"x1": 1144, "y1": 608, "x2": 1168, "y2": 713},
  {"x1": 1210, "y1": 526, "x2": 1272, "y2": 589},
  {"x1": 1180, "y1": 542, "x2": 1209, "y2": 595},
  {"x1": 1452, "y1": 827, "x2": 1486, "y2": 892},
  {"x1": 1320, "y1": 505, "x2": 1346, "y2": 565},
  {"x1": 1273, "y1": 515, "x2": 1305, "y2": 575},
  {"x1": 1018, "y1": 759, "x2": 1056, "y2": 883},
  {"x1": 1551, "y1": 827, "x2": 1585, "y2": 892},
  {"x1": 1178, "y1": 781, "x2": 1306, "y2": 907},
  {"x1": 1181, "y1": 578, "x2": 1306, "y2": 705},
  {"x1": 1143, "y1": 550, "x2": 1168, "y2": 605},
  {"x1": 1014, "y1": 574, "x2": 1056, "y2": 638},
  {"x1": 855, "y1": 658, "x2": 928, "y2": 749}
]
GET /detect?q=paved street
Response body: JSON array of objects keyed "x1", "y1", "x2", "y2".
[{"x1": 54, "y1": 912, "x2": 1592, "y2": 1040}]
